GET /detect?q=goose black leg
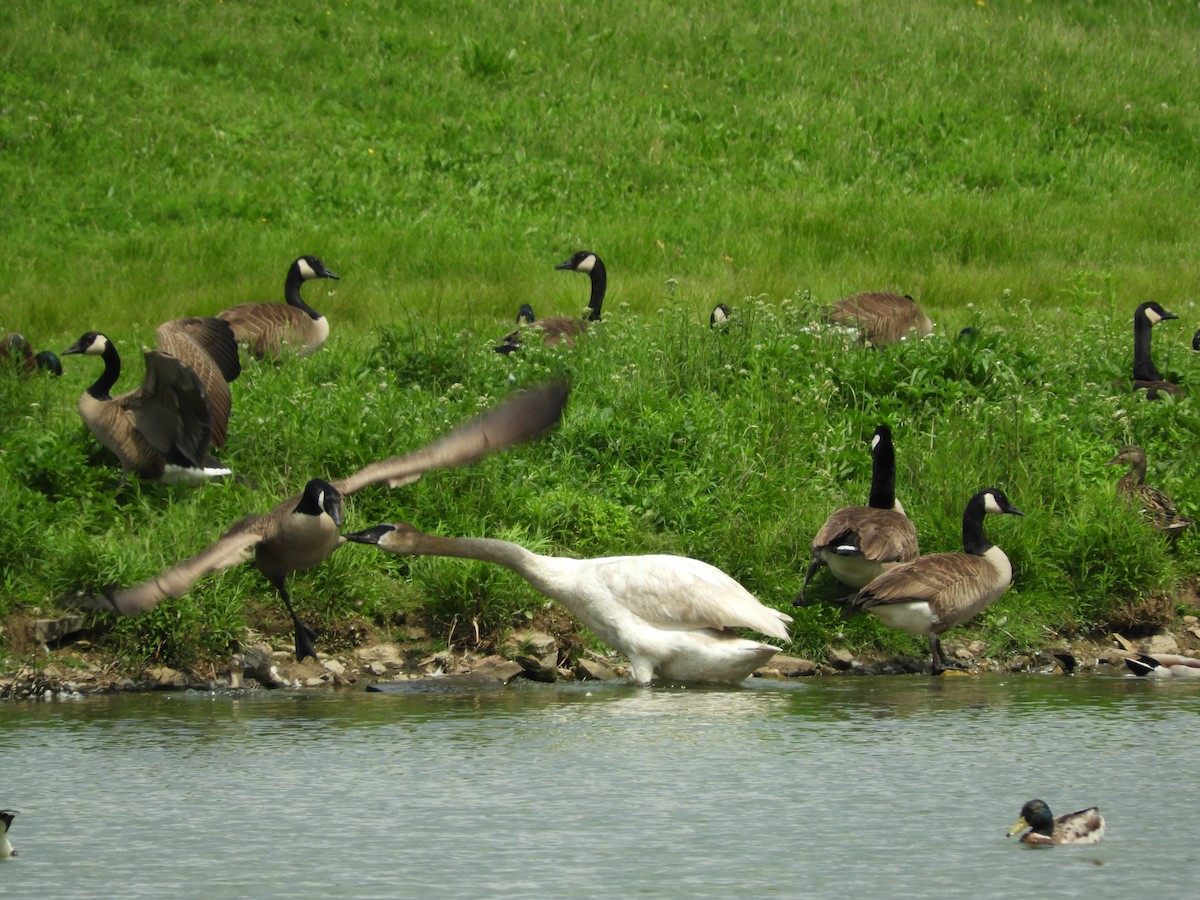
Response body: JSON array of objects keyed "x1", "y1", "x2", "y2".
[{"x1": 272, "y1": 577, "x2": 319, "y2": 661}]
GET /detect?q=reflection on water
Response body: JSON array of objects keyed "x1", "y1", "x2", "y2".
[{"x1": 2, "y1": 675, "x2": 1198, "y2": 898}]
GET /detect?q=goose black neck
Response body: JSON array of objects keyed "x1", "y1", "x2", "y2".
[
  {"x1": 867, "y1": 433, "x2": 897, "y2": 510},
  {"x1": 1132, "y1": 313, "x2": 1163, "y2": 381},
  {"x1": 961, "y1": 493, "x2": 995, "y2": 556},
  {"x1": 285, "y1": 269, "x2": 322, "y2": 320},
  {"x1": 585, "y1": 259, "x2": 607, "y2": 321},
  {"x1": 87, "y1": 342, "x2": 122, "y2": 401}
]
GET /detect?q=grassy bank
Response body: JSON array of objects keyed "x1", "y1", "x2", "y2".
[{"x1": 2, "y1": 1, "x2": 1200, "y2": 672}]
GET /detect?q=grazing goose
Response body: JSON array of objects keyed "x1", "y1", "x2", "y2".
[
  {"x1": 218, "y1": 255, "x2": 340, "y2": 358},
  {"x1": 1131, "y1": 301, "x2": 1183, "y2": 398},
  {"x1": 797, "y1": 425, "x2": 920, "y2": 604},
  {"x1": 62, "y1": 332, "x2": 230, "y2": 484},
  {"x1": 822, "y1": 292, "x2": 933, "y2": 346},
  {"x1": 493, "y1": 304, "x2": 537, "y2": 355},
  {"x1": 494, "y1": 251, "x2": 606, "y2": 352},
  {"x1": 87, "y1": 382, "x2": 569, "y2": 661},
  {"x1": 2, "y1": 333, "x2": 62, "y2": 377},
  {"x1": 0, "y1": 810, "x2": 15, "y2": 858},
  {"x1": 1123, "y1": 652, "x2": 1200, "y2": 678},
  {"x1": 344, "y1": 522, "x2": 792, "y2": 685},
  {"x1": 1105, "y1": 445, "x2": 1192, "y2": 536},
  {"x1": 1007, "y1": 800, "x2": 1105, "y2": 845},
  {"x1": 835, "y1": 488, "x2": 1023, "y2": 674}
]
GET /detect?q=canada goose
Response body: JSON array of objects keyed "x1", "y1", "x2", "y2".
[
  {"x1": 835, "y1": 488, "x2": 1024, "y2": 674},
  {"x1": 822, "y1": 292, "x2": 933, "y2": 346},
  {"x1": 796, "y1": 425, "x2": 920, "y2": 604},
  {"x1": 343, "y1": 522, "x2": 792, "y2": 685},
  {"x1": 1131, "y1": 301, "x2": 1183, "y2": 398},
  {"x1": 62, "y1": 331, "x2": 230, "y2": 484},
  {"x1": 0, "y1": 810, "x2": 15, "y2": 858},
  {"x1": 494, "y1": 251, "x2": 606, "y2": 352},
  {"x1": 1105, "y1": 445, "x2": 1192, "y2": 535},
  {"x1": 2, "y1": 333, "x2": 62, "y2": 377},
  {"x1": 494, "y1": 304, "x2": 537, "y2": 355},
  {"x1": 710, "y1": 303, "x2": 731, "y2": 329},
  {"x1": 1193, "y1": 327, "x2": 1199, "y2": 352},
  {"x1": 1123, "y1": 652, "x2": 1200, "y2": 678},
  {"x1": 1007, "y1": 800, "x2": 1104, "y2": 845},
  {"x1": 218, "y1": 255, "x2": 340, "y2": 358},
  {"x1": 86, "y1": 382, "x2": 569, "y2": 660}
]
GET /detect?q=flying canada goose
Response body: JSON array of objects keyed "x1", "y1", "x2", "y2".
[
  {"x1": 0, "y1": 810, "x2": 15, "y2": 858},
  {"x1": 494, "y1": 251, "x2": 606, "y2": 352},
  {"x1": 822, "y1": 292, "x2": 933, "y2": 346},
  {"x1": 710, "y1": 303, "x2": 732, "y2": 329},
  {"x1": 797, "y1": 425, "x2": 920, "y2": 605},
  {"x1": 1123, "y1": 652, "x2": 1200, "y2": 678},
  {"x1": 218, "y1": 255, "x2": 340, "y2": 359},
  {"x1": 1104, "y1": 445, "x2": 1192, "y2": 536},
  {"x1": 2, "y1": 333, "x2": 62, "y2": 377},
  {"x1": 62, "y1": 330, "x2": 232, "y2": 484},
  {"x1": 833, "y1": 488, "x2": 1024, "y2": 674},
  {"x1": 1007, "y1": 800, "x2": 1105, "y2": 845},
  {"x1": 86, "y1": 382, "x2": 569, "y2": 661},
  {"x1": 1130, "y1": 301, "x2": 1183, "y2": 398},
  {"x1": 493, "y1": 304, "x2": 537, "y2": 355},
  {"x1": 343, "y1": 522, "x2": 792, "y2": 684}
]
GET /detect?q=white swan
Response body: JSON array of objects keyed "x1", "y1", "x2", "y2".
[{"x1": 344, "y1": 523, "x2": 792, "y2": 685}]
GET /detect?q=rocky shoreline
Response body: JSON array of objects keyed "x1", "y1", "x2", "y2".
[{"x1": 4, "y1": 613, "x2": 1200, "y2": 700}]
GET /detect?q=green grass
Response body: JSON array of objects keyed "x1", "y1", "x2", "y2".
[{"x1": 3, "y1": 1, "x2": 1200, "y2": 670}]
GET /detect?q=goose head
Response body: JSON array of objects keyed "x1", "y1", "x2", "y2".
[
  {"x1": 710, "y1": 303, "x2": 731, "y2": 328},
  {"x1": 62, "y1": 331, "x2": 112, "y2": 357},
  {"x1": 555, "y1": 250, "x2": 599, "y2": 274},
  {"x1": 979, "y1": 488, "x2": 1024, "y2": 518},
  {"x1": 296, "y1": 478, "x2": 344, "y2": 527},
  {"x1": 295, "y1": 255, "x2": 341, "y2": 282},
  {"x1": 1134, "y1": 301, "x2": 1178, "y2": 327},
  {"x1": 516, "y1": 303, "x2": 536, "y2": 325}
]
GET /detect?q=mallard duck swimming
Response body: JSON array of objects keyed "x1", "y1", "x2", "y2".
[
  {"x1": 1007, "y1": 800, "x2": 1104, "y2": 845},
  {"x1": 1105, "y1": 445, "x2": 1192, "y2": 536}
]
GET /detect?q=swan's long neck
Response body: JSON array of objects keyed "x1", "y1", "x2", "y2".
[
  {"x1": 88, "y1": 342, "x2": 121, "y2": 401},
  {"x1": 405, "y1": 532, "x2": 553, "y2": 589},
  {"x1": 1133, "y1": 314, "x2": 1162, "y2": 381},
  {"x1": 585, "y1": 260, "x2": 606, "y2": 321},
  {"x1": 284, "y1": 268, "x2": 322, "y2": 319}
]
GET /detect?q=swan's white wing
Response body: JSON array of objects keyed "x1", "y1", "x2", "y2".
[{"x1": 591, "y1": 555, "x2": 791, "y2": 640}]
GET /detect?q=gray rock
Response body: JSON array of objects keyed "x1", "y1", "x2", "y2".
[
  {"x1": 574, "y1": 658, "x2": 620, "y2": 681},
  {"x1": 759, "y1": 655, "x2": 821, "y2": 677},
  {"x1": 826, "y1": 647, "x2": 855, "y2": 670},
  {"x1": 471, "y1": 655, "x2": 525, "y2": 683},
  {"x1": 34, "y1": 615, "x2": 86, "y2": 645},
  {"x1": 1146, "y1": 632, "x2": 1180, "y2": 655}
]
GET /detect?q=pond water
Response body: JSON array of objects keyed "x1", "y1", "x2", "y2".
[{"x1": 1, "y1": 673, "x2": 1197, "y2": 898}]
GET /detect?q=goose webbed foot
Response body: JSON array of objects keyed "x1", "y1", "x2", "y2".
[{"x1": 273, "y1": 579, "x2": 319, "y2": 661}]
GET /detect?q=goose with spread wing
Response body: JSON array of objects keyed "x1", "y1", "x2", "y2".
[{"x1": 87, "y1": 382, "x2": 569, "y2": 660}]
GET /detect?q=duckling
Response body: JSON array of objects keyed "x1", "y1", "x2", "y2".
[
  {"x1": 1007, "y1": 800, "x2": 1104, "y2": 845},
  {"x1": 834, "y1": 488, "x2": 1023, "y2": 674},
  {"x1": 495, "y1": 251, "x2": 606, "y2": 351},
  {"x1": 1123, "y1": 652, "x2": 1200, "y2": 678},
  {"x1": 2, "y1": 333, "x2": 62, "y2": 377},
  {"x1": 343, "y1": 521, "x2": 791, "y2": 685},
  {"x1": 1105, "y1": 445, "x2": 1192, "y2": 536},
  {"x1": 218, "y1": 255, "x2": 340, "y2": 358},
  {"x1": 0, "y1": 810, "x2": 15, "y2": 858},
  {"x1": 797, "y1": 425, "x2": 919, "y2": 604},
  {"x1": 822, "y1": 292, "x2": 933, "y2": 346},
  {"x1": 87, "y1": 382, "x2": 568, "y2": 660},
  {"x1": 62, "y1": 331, "x2": 230, "y2": 484},
  {"x1": 1131, "y1": 301, "x2": 1183, "y2": 398}
]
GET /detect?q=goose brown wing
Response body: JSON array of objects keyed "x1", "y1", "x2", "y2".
[
  {"x1": 825, "y1": 292, "x2": 931, "y2": 344},
  {"x1": 814, "y1": 507, "x2": 918, "y2": 563},
  {"x1": 853, "y1": 553, "x2": 988, "y2": 609},
  {"x1": 218, "y1": 303, "x2": 307, "y2": 357},
  {"x1": 98, "y1": 516, "x2": 268, "y2": 615},
  {"x1": 333, "y1": 381, "x2": 569, "y2": 495},
  {"x1": 156, "y1": 317, "x2": 240, "y2": 447},
  {"x1": 123, "y1": 350, "x2": 213, "y2": 467}
]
